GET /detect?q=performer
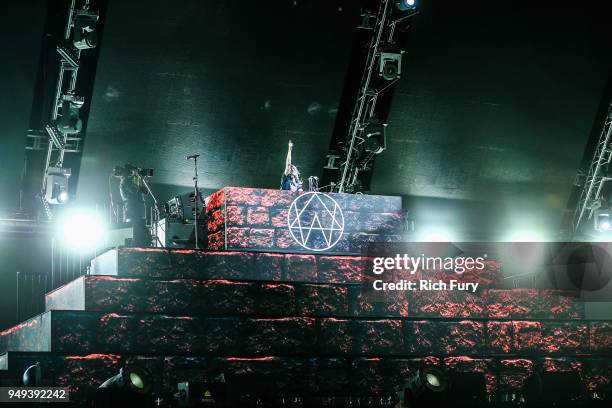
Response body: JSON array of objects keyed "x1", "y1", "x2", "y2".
[
  {"x1": 280, "y1": 140, "x2": 303, "y2": 191},
  {"x1": 116, "y1": 165, "x2": 151, "y2": 246}
]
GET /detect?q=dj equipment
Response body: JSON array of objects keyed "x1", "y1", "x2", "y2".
[
  {"x1": 154, "y1": 218, "x2": 206, "y2": 248},
  {"x1": 167, "y1": 192, "x2": 204, "y2": 222}
]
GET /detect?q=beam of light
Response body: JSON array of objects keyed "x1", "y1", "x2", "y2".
[
  {"x1": 57, "y1": 208, "x2": 106, "y2": 250},
  {"x1": 416, "y1": 227, "x2": 456, "y2": 242},
  {"x1": 503, "y1": 229, "x2": 549, "y2": 242},
  {"x1": 57, "y1": 190, "x2": 69, "y2": 204}
]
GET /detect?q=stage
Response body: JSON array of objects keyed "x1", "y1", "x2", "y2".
[{"x1": 1, "y1": 188, "x2": 611, "y2": 405}]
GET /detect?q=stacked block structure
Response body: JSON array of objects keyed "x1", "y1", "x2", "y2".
[{"x1": 0, "y1": 187, "x2": 611, "y2": 404}]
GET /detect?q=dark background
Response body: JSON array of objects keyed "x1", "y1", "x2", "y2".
[
  {"x1": 76, "y1": 0, "x2": 612, "y2": 240},
  {"x1": 1, "y1": 0, "x2": 611, "y2": 329}
]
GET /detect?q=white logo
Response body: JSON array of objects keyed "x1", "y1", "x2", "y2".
[{"x1": 287, "y1": 192, "x2": 345, "y2": 251}]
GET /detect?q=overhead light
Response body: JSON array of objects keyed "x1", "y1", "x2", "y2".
[
  {"x1": 22, "y1": 363, "x2": 42, "y2": 387},
  {"x1": 379, "y1": 50, "x2": 404, "y2": 81},
  {"x1": 58, "y1": 208, "x2": 106, "y2": 250},
  {"x1": 401, "y1": 367, "x2": 449, "y2": 406},
  {"x1": 57, "y1": 190, "x2": 69, "y2": 204},
  {"x1": 396, "y1": 0, "x2": 417, "y2": 12},
  {"x1": 73, "y1": 9, "x2": 99, "y2": 50},
  {"x1": 57, "y1": 94, "x2": 84, "y2": 135},
  {"x1": 362, "y1": 120, "x2": 387, "y2": 154},
  {"x1": 44, "y1": 167, "x2": 71, "y2": 205},
  {"x1": 594, "y1": 209, "x2": 611, "y2": 232}
]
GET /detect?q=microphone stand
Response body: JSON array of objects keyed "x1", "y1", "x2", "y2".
[
  {"x1": 136, "y1": 173, "x2": 163, "y2": 247},
  {"x1": 187, "y1": 154, "x2": 201, "y2": 249}
]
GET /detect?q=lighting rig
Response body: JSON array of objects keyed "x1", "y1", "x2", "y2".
[
  {"x1": 571, "y1": 101, "x2": 612, "y2": 236},
  {"x1": 322, "y1": 0, "x2": 417, "y2": 193},
  {"x1": 30, "y1": 0, "x2": 100, "y2": 219}
]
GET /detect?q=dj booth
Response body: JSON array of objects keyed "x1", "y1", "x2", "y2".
[{"x1": 202, "y1": 187, "x2": 404, "y2": 254}]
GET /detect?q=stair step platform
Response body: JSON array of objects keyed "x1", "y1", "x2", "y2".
[
  {"x1": 1, "y1": 310, "x2": 609, "y2": 357},
  {"x1": 44, "y1": 275, "x2": 585, "y2": 320},
  {"x1": 90, "y1": 247, "x2": 504, "y2": 287},
  {"x1": 2, "y1": 352, "x2": 611, "y2": 402}
]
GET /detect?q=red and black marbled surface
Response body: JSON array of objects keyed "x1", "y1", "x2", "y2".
[{"x1": 206, "y1": 187, "x2": 403, "y2": 254}]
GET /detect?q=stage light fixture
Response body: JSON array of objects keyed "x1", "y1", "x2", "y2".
[
  {"x1": 96, "y1": 367, "x2": 152, "y2": 407},
  {"x1": 58, "y1": 208, "x2": 106, "y2": 250},
  {"x1": 99, "y1": 367, "x2": 152, "y2": 394},
  {"x1": 594, "y1": 209, "x2": 611, "y2": 232},
  {"x1": 379, "y1": 51, "x2": 404, "y2": 81},
  {"x1": 363, "y1": 120, "x2": 387, "y2": 154},
  {"x1": 22, "y1": 363, "x2": 41, "y2": 387},
  {"x1": 44, "y1": 167, "x2": 71, "y2": 205},
  {"x1": 57, "y1": 94, "x2": 84, "y2": 135},
  {"x1": 73, "y1": 9, "x2": 99, "y2": 50},
  {"x1": 402, "y1": 367, "x2": 449, "y2": 406},
  {"x1": 396, "y1": 0, "x2": 416, "y2": 12},
  {"x1": 57, "y1": 190, "x2": 69, "y2": 204}
]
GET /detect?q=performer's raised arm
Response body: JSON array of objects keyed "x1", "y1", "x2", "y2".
[{"x1": 284, "y1": 140, "x2": 293, "y2": 175}]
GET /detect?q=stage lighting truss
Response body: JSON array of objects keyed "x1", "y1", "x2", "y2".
[
  {"x1": 572, "y1": 102, "x2": 612, "y2": 235},
  {"x1": 38, "y1": 1, "x2": 99, "y2": 218},
  {"x1": 335, "y1": 0, "x2": 417, "y2": 193}
]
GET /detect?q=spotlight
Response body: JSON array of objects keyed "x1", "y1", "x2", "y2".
[
  {"x1": 402, "y1": 367, "x2": 449, "y2": 406},
  {"x1": 99, "y1": 367, "x2": 151, "y2": 394},
  {"x1": 57, "y1": 94, "x2": 84, "y2": 135},
  {"x1": 73, "y1": 9, "x2": 99, "y2": 50},
  {"x1": 58, "y1": 208, "x2": 106, "y2": 250},
  {"x1": 363, "y1": 120, "x2": 387, "y2": 154},
  {"x1": 379, "y1": 50, "x2": 404, "y2": 81},
  {"x1": 594, "y1": 209, "x2": 611, "y2": 232},
  {"x1": 22, "y1": 363, "x2": 41, "y2": 387},
  {"x1": 396, "y1": 0, "x2": 416, "y2": 12},
  {"x1": 44, "y1": 167, "x2": 71, "y2": 205},
  {"x1": 96, "y1": 367, "x2": 152, "y2": 407},
  {"x1": 57, "y1": 190, "x2": 69, "y2": 204}
]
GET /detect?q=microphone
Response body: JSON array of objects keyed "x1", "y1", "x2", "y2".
[{"x1": 187, "y1": 154, "x2": 200, "y2": 160}]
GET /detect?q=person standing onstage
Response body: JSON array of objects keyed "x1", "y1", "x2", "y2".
[
  {"x1": 280, "y1": 140, "x2": 303, "y2": 192},
  {"x1": 117, "y1": 166, "x2": 151, "y2": 247}
]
